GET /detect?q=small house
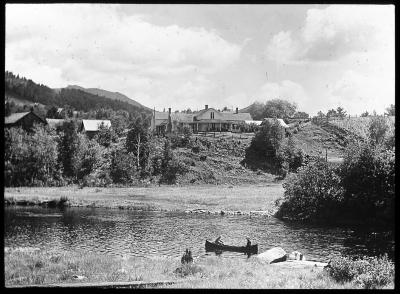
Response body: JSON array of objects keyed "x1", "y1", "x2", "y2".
[
  {"x1": 4, "y1": 111, "x2": 47, "y2": 131},
  {"x1": 79, "y1": 119, "x2": 111, "y2": 138}
]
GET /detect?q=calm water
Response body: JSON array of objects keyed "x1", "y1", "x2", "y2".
[{"x1": 4, "y1": 206, "x2": 394, "y2": 261}]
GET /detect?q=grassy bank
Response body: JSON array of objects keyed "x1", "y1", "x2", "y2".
[
  {"x1": 6, "y1": 248, "x2": 389, "y2": 289},
  {"x1": 4, "y1": 184, "x2": 283, "y2": 213}
]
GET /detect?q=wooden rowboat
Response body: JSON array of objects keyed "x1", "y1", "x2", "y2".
[{"x1": 205, "y1": 240, "x2": 258, "y2": 254}]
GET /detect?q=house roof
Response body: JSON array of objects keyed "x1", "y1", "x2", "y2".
[
  {"x1": 153, "y1": 108, "x2": 253, "y2": 123},
  {"x1": 263, "y1": 118, "x2": 289, "y2": 128},
  {"x1": 5, "y1": 111, "x2": 46, "y2": 125},
  {"x1": 220, "y1": 112, "x2": 252, "y2": 121},
  {"x1": 5, "y1": 112, "x2": 31, "y2": 124},
  {"x1": 81, "y1": 119, "x2": 111, "y2": 131}
]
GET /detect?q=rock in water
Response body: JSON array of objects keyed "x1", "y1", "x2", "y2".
[{"x1": 256, "y1": 247, "x2": 287, "y2": 264}]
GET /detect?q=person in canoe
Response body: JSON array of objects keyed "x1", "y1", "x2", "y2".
[
  {"x1": 246, "y1": 238, "x2": 251, "y2": 248},
  {"x1": 215, "y1": 236, "x2": 224, "y2": 245}
]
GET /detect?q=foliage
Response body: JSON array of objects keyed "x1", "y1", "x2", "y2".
[
  {"x1": 277, "y1": 136, "x2": 304, "y2": 175},
  {"x1": 384, "y1": 104, "x2": 395, "y2": 116},
  {"x1": 336, "y1": 107, "x2": 347, "y2": 119},
  {"x1": 243, "y1": 119, "x2": 284, "y2": 173},
  {"x1": 317, "y1": 111, "x2": 325, "y2": 118},
  {"x1": 159, "y1": 140, "x2": 188, "y2": 184},
  {"x1": 360, "y1": 111, "x2": 369, "y2": 117},
  {"x1": 126, "y1": 121, "x2": 150, "y2": 172},
  {"x1": 368, "y1": 116, "x2": 389, "y2": 145},
  {"x1": 293, "y1": 111, "x2": 309, "y2": 119},
  {"x1": 327, "y1": 254, "x2": 394, "y2": 289},
  {"x1": 5, "y1": 71, "x2": 150, "y2": 119},
  {"x1": 4, "y1": 124, "x2": 61, "y2": 186},
  {"x1": 57, "y1": 120, "x2": 81, "y2": 179},
  {"x1": 243, "y1": 99, "x2": 297, "y2": 120},
  {"x1": 339, "y1": 141, "x2": 395, "y2": 222},
  {"x1": 94, "y1": 122, "x2": 117, "y2": 148},
  {"x1": 276, "y1": 160, "x2": 344, "y2": 221},
  {"x1": 326, "y1": 108, "x2": 337, "y2": 118},
  {"x1": 75, "y1": 134, "x2": 105, "y2": 181},
  {"x1": 109, "y1": 145, "x2": 137, "y2": 184}
]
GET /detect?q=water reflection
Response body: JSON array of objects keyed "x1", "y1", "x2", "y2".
[{"x1": 4, "y1": 206, "x2": 394, "y2": 261}]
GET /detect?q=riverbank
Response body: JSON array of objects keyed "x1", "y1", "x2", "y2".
[
  {"x1": 4, "y1": 184, "x2": 283, "y2": 214},
  {"x1": 5, "y1": 248, "x2": 386, "y2": 289}
]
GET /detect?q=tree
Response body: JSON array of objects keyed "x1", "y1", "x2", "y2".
[
  {"x1": 360, "y1": 111, "x2": 369, "y2": 117},
  {"x1": 126, "y1": 120, "x2": 150, "y2": 173},
  {"x1": 57, "y1": 120, "x2": 80, "y2": 179},
  {"x1": 263, "y1": 99, "x2": 297, "y2": 119},
  {"x1": 327, "y1": 109, "x2": 338, "y2": 118},
  {"x1": 336, "y1": 107, "x2": 347, "y2": 119},
  {"x1": 243, "y1": 119, "x2": 284, "y2": 173},
  {"x1": 293, "y1": 111, "x2": 309, "y2": 119},
  {"x1": 317, "y1": 111, "x2": 325, "y2": 118},
  {"x1": 46, "y1": 106, "x2": 61, "y2": 119},
  {"x1": 368, "y1": 116, "x2": 389, "y2": 145},
  {"x1": 94, "y1": 122, "x2": 117, "y2": 148},
  {"x1": 385, "y1": 104, "x2": 395, "y2": 116}
]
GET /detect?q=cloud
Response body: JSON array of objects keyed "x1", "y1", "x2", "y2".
[
  {"x1": 6, "y1": 4, "x2": 242, "y2": 108},
  {"x1": 329, "y1": 70, "x2": 394, "y2": 115},
  {"x1": 256, "y1": 80, "x2": 310, "y2": 110},
  {"x1": 266, "y1": 5, "x2": 394, "y2": 63}
]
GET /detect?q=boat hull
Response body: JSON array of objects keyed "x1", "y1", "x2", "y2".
[{"x1": 205, "y1": 240, "x2": 258, "y2": 254}]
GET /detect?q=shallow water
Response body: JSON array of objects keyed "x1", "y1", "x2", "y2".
[{"x1": 4, "y1": 206, "x2": 394, "y2": 261}]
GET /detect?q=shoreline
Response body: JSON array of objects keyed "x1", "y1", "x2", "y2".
[
  {"x1": 4, "y1": 184, "x2": 283, "y2": 215},
  {"x1": 4, "y1": 248, "x2": 371, "y2": 289}
]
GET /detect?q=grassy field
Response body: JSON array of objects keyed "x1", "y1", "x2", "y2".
[
  {"x1": 4, "y1": 184, "x2": 284, "y2": 213},
  {"x1": 5, "y1": 248, "x2": 375, "y2": 289}
]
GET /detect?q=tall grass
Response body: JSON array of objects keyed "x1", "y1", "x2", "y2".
[{"x1": 5, "y1": 249, "x2": 391, "y2": 289}]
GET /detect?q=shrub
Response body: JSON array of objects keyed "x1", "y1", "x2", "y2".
[
  {"x1": 159, "y1": 141, "x2": 188, "y2": 184},
  {"x1": 4, "y1": 124, "x2": 61, "y2": 186},
  {"x1": 276, "y1": 160, "x2": 344, "y2": 221},
  {"x1": 109, "y1": 146, "x2": 137, "y2": 184},
  {"x1": 339, "y1": 141, "x2": 395, "y2": 223},
  {"x1": 277, "y1": 136, "x2": 304, "y2": 174},
  {"x1": 328, "y1": 254, "x2": 394, "y2": 289},
  {"x1": 243, "y1": 119, "x2": 284, "y2": 173}
]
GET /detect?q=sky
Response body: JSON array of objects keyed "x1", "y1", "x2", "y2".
[{"x1": 5, "y1": 4, "x2": 395, "y2": 115}]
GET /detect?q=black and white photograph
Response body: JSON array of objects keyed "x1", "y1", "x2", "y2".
[{"x1": 4, "y1": 3, "x2": 395, "y2": 289}]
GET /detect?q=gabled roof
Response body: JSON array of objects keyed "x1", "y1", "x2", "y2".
[
  {"x1": 81, "y1": 119, "x2": 111, "y2": 131},
  {"x1": 245, "y1": 120, "x2": 263, "y2": 126},
  {"x1": 221, "y1": 112, "x2": 252, "y2": 121},
  {"x1": 170, "y1": 112, "x2": 194, "y2": 123},
  {"x1": 5, "y1": 112, "x2": 31, "y2": 124},
  {"x1": 5, "y1": 111, "x2": 46, "y2": 125}
]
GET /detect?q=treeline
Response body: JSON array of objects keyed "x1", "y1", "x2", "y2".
[
  {"x1": 4, "y1": 121, "x2": 196, "y2": 187},
  {"x1": 241, "y1": 99, "x2": 309, "y2": 121},
  {"x1": 5, "y1": 71, "x2": 150, "y2": 119},
  {"x1": 274, "y1": 116, "x2": 395, "y2": 226}
]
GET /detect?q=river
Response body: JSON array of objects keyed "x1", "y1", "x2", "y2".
[{"x1": 4, "y1": 206, "x2": 394, "y2": 261}]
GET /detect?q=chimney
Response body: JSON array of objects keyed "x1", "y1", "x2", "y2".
[
  {"x1": 236, "y1": 107, "x2": 238, "y2": 114},
  {"x1": 205, "y1": 105, "x2": 208, "y2": 110}
]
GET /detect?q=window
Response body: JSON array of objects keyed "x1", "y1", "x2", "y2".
[{"x1": 210, "y1": 112, "x2": 214, "y2": 119}]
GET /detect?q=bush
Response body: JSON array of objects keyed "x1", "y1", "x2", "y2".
[
  {"x1": 4, "y1": 125, "x2": 61, "y2": 186},
  {"x1": 243, "y1": 119, "x2": 284, "y2": 173},
  {"x1": 109, "y1": 146, "x2": 137, "y2": 184},
  {"x1": 277, "y1": 136, "x2": 304, "y2": 174},
  {"x1": 159, "y1": 141, "x2": 188, "y2": 184},
  {"x1": 276, "y1": 160, "x2": 344, "y2": 221},
  {"x1": 339, "y1": 141, "x2": 395, "y2": 223},
  {"x1": 328, "y1": 254, "x2": 394, "y2": 289}
]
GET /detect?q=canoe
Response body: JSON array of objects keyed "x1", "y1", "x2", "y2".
[{"x1": 205, "y1": 240, "x2": 258, "y2": 254}]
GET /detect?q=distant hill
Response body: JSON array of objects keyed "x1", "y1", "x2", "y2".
[
  {"x1": 63, "y1": 85, "x2": 151, "y2": 111},
  {"x1": 5, "y1": 71, "x2": 151, "y2": 117}
]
